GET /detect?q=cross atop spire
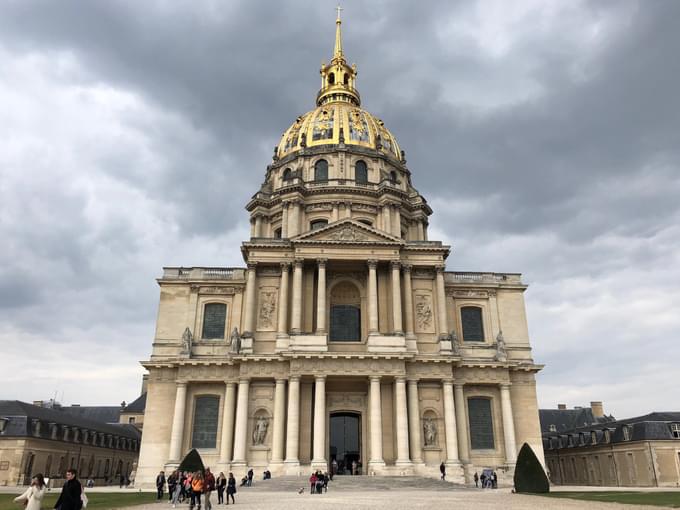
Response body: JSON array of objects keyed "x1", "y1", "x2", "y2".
[{"x1": 333, "y1": 5, "x2": 344, "y2": 60}]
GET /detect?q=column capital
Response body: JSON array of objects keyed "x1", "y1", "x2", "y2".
[
  {"x1": 238, "y1": 377, "x2": 250, "y2": 384},
  {"x1": 390, "y1": 260, "x2": 401, "y2": 270},
  {"x1": 281, "y1": 201, "x2": 290, "y2": 209},
  {"x1": 293, "y1": 258, "x2": 304, "y2": 267},
  {"x1": 441, "y1": 378, "x2": 454, "y2": 387},
  {"x1": 314, "y1": 374, "x2": 326, "y2": 383},
  {"x1": 247, "y1": 262, "x2": 258, "y2": 270},
  {"x1": 316, "y1": 258, "x2": 328, "y2": 267},
  {"x1": 369, "y1": 375, "x2": 382, "y2": 383},
  {"x1": 367, "y1": 259, "x2": 378, "y2": 269},
  {"x1": 406, "y1": 377, "x2": 420, "y2": 384},
  {"x1": 224, "y1": 380, "x2": 237, "y2": 387},
  {"x1": 394, "y1": 375, "x2": 407, "y2": 383},
  {"x1": 453, "y1": 381, "x2": 465, "y2": 389},
  {"x1": 402, "y1": 263, "x2": 413, "y2": 273},
  {"x1": 176, "y1": 381, "x2": 188, "y2": 388},
  {"x1": 289, "y1": 375, "x2": 301, "y2": 382},
  {"x1": 280, "y1": 261, "x2": 291, "y2": 270},
  {"x1": 275, "y1": 377, "x2": 288, "y2": 384},
  {"x1": 499, "y1": 382, "x2": 512, "y2": 390},
  {"x1": 435, "y1": 265, "x2": 446, "y2": 274}
]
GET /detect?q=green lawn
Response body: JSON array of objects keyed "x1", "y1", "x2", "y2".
[
  {"x1": 0, "y1": 492, "x2": 158, "y2": 510},
  {"x1": 539, "y1": 491, "x2": 680, "y2": 508}
]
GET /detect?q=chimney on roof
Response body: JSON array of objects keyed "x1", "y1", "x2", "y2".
[
  {"x1": 591, "y1": 401, "x2": 604, "y2": 418},
  {"x1": 141, "y1": 374, "x2": 149, "y2": 396},
  {"x1": 557, "y1": 404, "x2": 566, "y2": 410}
]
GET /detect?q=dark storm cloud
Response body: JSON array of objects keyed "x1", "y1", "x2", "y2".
[{"x1": 0, "y1": 1, "x2": 678, "y2": 415}]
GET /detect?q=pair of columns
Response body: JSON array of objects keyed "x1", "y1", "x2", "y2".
[
  {"x1": 281, "y1": 201, "x2": 302, "y2": 238},
  {"x1": 379, "y1": 204, "x2": 402, "y2": 238},
  {"x1": 288, "y1": 259, "x2": 326, "y2": 335}
]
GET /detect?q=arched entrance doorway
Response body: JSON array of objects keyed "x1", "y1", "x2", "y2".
[
  {"x1": 329, "y1": 281, "x2": 361, "y2": 341},
  {"x1": 329, "y1": 412, "x2": 361, "y2": 475}
]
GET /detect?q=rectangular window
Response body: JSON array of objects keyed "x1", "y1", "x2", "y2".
[
  {"x1": 191, "y1": 396, "x2": 220, "y2": 449},
  {"x1": 461, "y1": 307, "x2": 484, "y2": 342},
  {"x1": 202, "y1": 303, "x2": 227, "y2": 339},
  {"x1": 467, "y1": 397, "x2": 495, "y2": 450},
  {"x1": 670, "y1": 423, "x2": 680, "y2": 439}
]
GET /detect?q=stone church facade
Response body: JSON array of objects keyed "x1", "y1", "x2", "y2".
[{"x1": 136, "y1": 14, "x2": 544, "y2": 487}]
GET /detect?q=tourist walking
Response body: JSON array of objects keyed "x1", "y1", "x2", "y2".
[
  {"x1": 54, "y1": 469, "x2": 82, "y2": 510},
  {"x1": 171, "y1": 472, "x2": 182, "y2": 508},
  {"x1": 246, "y1": 468, "x2": 253, "y2": 487},
  {"x1": 203, "y1": 468, "x2": 215, "y2": 510},
  {"x1": 216, "y1": 472, "x2": 226, "y2": 504},
  {"x1": 190, "y1": 472, "x2": 204, "y2": 510},
  {"x1": 226, "y1": 473, "x2": 236, "y2": 505},
  {"x1": 492, "y1": 471, "x2": 497, "y2": 489},
  {"x1": 15, "y1": 474, "x2": 47, "y2": 510},
  {"x1": 167, "y1": 471, "x2": 177, "y2": 502},
  {"x1": 156, "y1": 471, "x2": 166, "y2": 500},
  {"x1": 473, "y1": 472, "x2": 479, "y2": 488},
  {"x1": 439, "y1": 462, "x2": 446, "y2": 481}
]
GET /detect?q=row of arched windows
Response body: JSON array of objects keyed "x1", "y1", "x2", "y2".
[{"x1": 282, "y1": 160, "x2": 373, "y2": 184}]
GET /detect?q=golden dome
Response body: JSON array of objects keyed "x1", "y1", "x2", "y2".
[
  {"x1": 275, "y1": 9, "x2": 402, "y2": 161},
  {"x1": 276, "y1": 103, "x2": 402, "y2": 160}
]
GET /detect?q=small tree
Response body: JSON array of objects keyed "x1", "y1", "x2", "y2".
[{"x1": 513, "y1": 442, "x2": 549, "y2": 493}]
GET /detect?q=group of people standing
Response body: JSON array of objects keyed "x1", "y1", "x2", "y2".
[
  {"x1": 473, "y1": 471, "x2": 498, "y2": 488},
  {"x1": 308, "y1": 471, "x2": 330, "y2": 494},
  {"x1": 157, "y1": 469, "x2": 237, "y2": 508}
]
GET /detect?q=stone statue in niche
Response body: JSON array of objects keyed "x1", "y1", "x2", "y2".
[
  {"x1": 181, "y1": 327, "x2": 193, "y2": 356},
  {"x1": 423, "y1": 417, "x2": 438, "y2": 446},
  {"x1": 252, "y1": 416, "x2": 269, "y2": 445},
  {"x1": 450, "y1": 330, "x2": 461, "y2": 355},
  {"x1": 495, "y1": 330, "x2": 507, "y2": 362},
  {"x1": 229, "y1": 327, "x2": 241, "y2": 354},
  {"x1": 258, "y1": 291, "x2": 277, "y2": 329},
  {"x1": 415, "y1": 295, "x2": 433, "y2": 331}
]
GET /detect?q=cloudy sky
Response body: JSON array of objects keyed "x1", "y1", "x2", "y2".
[{"x1": 1, "y1": 1, "x2": 678, "y2": 418}]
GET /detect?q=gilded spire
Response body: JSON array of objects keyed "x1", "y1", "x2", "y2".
[{"x1": 333, "y1": 5, "x2": 344, "y2": 60}]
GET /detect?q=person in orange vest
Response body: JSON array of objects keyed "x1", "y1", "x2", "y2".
[{"x1": 189, "y1": 472, "x2": 204, "y2": 510}]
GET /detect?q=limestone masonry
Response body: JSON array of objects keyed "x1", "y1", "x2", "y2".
[{"x1": 136, "y1": 12, "x2": 544, "y2": 487}]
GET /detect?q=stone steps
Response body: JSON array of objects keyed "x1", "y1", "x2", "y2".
[{"x1": 241, "y1": 475, "x2": 470, "y2": 492}]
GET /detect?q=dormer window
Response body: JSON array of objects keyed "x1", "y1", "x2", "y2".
[
  {"x1": 623, "y1": 425, "x2": 632, "y2": 441},
  {"x1": 549, "y1": 424, "x2": 557, "y2": 432},
  {"x1": 670, "y1": 423, "x2": 680, "y2": 439},
  {"x1": 389, "y1": 170, "x2": 397, "y2": 183},
  {"x1": 604, "y1": 429, "x2": 611, "y2": 443},
  {"x1": 591, "y1": 431, "x2": 597, "y2": 444}
]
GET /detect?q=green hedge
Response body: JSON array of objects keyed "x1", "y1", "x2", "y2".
[{"x1": 513, "y1": 442, "x2": 550, "y2": 493}]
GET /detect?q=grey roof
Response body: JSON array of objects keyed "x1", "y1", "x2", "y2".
[
  {"x1": 122, "y1": 393, "x2": 146, "y2": 414},
  {"x1": 61, "y1": 405, "x2": 121, "y2": 424},
  {"x1": 539, "y1": 408, "x2": 616, "y2": 434},
  {"x1": 0, "y1": 400, "x2": 140, "y2": 439}
]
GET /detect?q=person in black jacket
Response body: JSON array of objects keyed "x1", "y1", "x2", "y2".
[
  {"x1": 156, "y1": 471, "x2": 166, "y2": 500},
  {"x1": 226, "y1": 473, "x2": 236, "y2": 505},
  {"x1": 54, "y1": 469, "x2": 82, "y2": 510}
]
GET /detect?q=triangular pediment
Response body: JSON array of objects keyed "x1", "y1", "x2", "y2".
[{"x1": 292, "y1": 219, "x2": 405, "y2": 245}]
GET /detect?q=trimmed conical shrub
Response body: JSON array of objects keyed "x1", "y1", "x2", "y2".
[
  {"x1": 178, "y1": 449, "x2": 205, "y2": 474},
  {"x1": 513, "y1": 442, "x2": 550, "y2": 493}
]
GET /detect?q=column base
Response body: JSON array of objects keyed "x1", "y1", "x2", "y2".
[
  {"x1": 367, "y1": 335, "x2": 407, "y2": 353},
  {"x1": 367, "y1": 460, "x2": 386, "y2": 476},
  {"x1": 444, "y1": 461, "x2": 466, "y2": 484},
  {"x1": 310, "y1": 459, "x2": 328, "y2": 471},
  {"x1": 164, "y1": 461, "x2": 180, "y2": 472},
  {"x1": 275, "y1": 334, "x2": 289, "y2": 352},
  {"x1": 405, "y1": 334, "x2": 418, "y2": 352}
]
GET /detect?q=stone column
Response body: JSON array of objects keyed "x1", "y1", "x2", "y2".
[
  {"x1": 367, "y1": 260, "x2": 379, "y2": 335},
  {"x1": 290, "y1": 259, "x2": 303, "y2": 334},
  {"x1": 390, "y1": 261, "x2": 403, "y2": 335},
  {"x1": 454, "y1": 383, "x2": 470, "y2": 463},
  {"x1": 242, "y1": 263, "x2": 257, "y2": 337},
  {"x1": 281, "y1": 202, "x2": 289, "y2": 238},
  {"x1": 423, "y1": 222, "x2": 429, "y2": 241},
  {"x1": 392, "y1": 205, "x2": 401, "y2": 237},
  {"x1": 316, "y1": 259, "x2": 327, "y2": 334},
  {"x1": 276, "y1": 263, "x2": 290, "y2": 338},
  {"x1": 232, "y1": 379, "x2": 250, "y2": 465},
  {"x1": 435, "y1": 266, "x2": 449, "y2": 340},
  {"x1": 500, "y1": 383, "x2": 517, "y2": 465},
  {"x1": 442, "y1": 380, "x2": 460, "y2": 464},
  {"x1": 369, "y1": 376, "x2": 384, "y2": 466},
  {"x1": 254, "y1": 215, "x2": 262, "y2": 237},
  {"x1": 312, "y1": 376, "x2": 327, "y2": 465},
  {"x1": 285, "y1": 376, "x2": 301, "y2": 465},
  {"x1": 402, "y1": 265, "x2": 416, "y2": 340},
  {"x1": 416, "y1": 220, "x2": 424, "y2": 240},
  {"x1": 249, "y1": 218, "x2": 255, "y2": 237},
  {"x1": 289, "y1": 201, "x2": 300, "y2": 237},
  {"x1": 383, "y1": 205, "x2": 392, "y2": 235},
  {"x1": 218, "y1": 382, "x2": 236, "y2": 464},
  {"x1": 168, "y1": 382, "x2": 187, "y2": 462},
  {"x1": 271, "y1": 378, "x2": 287, "y2": 463},
  {"x1": 394, "y1": 377, "x2": 410, "y2": 465},
  {"x1": 344, "y1": 201, "x2": 352, "y2": 219},
  {"x1": 407, "y1": 379, "x2": 423, "y2": 463},
  {"x1": 331, "y1": 202, "x2": 339, "y2": 222}
]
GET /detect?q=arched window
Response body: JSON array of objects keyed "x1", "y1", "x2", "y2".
[
  {"x1": 282, "y1": 168, "x2": 292, "y2": 181},
  {"x1": 467, "y1": 398, "x2": 495, "y2": 450},
  {"x1": 201, "y1": 303, "x2": 227, "y2": 339},
  {"x1": 310, "y1": 219, "x2": 328, "y2": 231},
  {"x1": 461, "y1": 306, "x2": 484, "y2": 342},
  {"x1": 355, "y1": 160, "x2": 368, "y2": 184},
  {"x1": 330, "y1": 281, "x2": 361, "y2": 341},
  {"x1": 328, "y1": 73, "x2": 335, "y2": 85},
  {"x1": 343, "y1": 73, "x2": 349, "y2": 85},
  {"x1": 389, "y1": 170, "x2": 397, "y2": 183},
  {"x1": 274, "y1": 227, "x2": 282, "y2": 239},
  {"x1": 314, "y1": 159, "x2": 328, "y2": 181},
  {"x1": 192, "y1": 395, "x2": 220, "y2": 449}
]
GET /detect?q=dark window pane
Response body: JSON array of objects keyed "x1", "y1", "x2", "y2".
[
  {"x1": 192, "y1": 396, "x2": 219, "y2": 449},
  {"x1": 330, "y1": 305, "x2": 360, "y2": 341},
  {"x1": 461, "y1": 306, "x2": 484, "y2": 342},
  {"x1": 315, "y1": 159, "x2": 328, "y2": 181},
  {"x1": 311, "y1": 219, "x2": 328, "y2": 231},
  {"x1": 202, "y1": 303, "x2": 226, "y2": 339},
  {"x1": 468, "y1": 398, "x2": 495, "y2": 450},
  {"x1": 355, "y1": 160, "x2": 368, "y2": 183}
]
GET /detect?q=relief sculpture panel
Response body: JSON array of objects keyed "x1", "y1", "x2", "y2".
[
  {"x1": 414, "y1": 292, "x2": 435, "y2": 333},
  {"x1": 257, "y1": 288, "x2": 277, "y2": 331}
]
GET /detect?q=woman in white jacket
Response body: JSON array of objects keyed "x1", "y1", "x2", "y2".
[{"x1": 14, "y1": 474, "x2": 47, "y2": 510}]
